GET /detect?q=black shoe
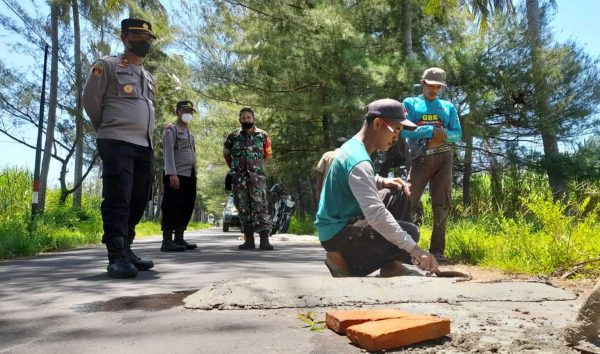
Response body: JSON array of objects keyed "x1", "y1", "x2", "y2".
[
  {"x1": 161, "y1": 240, "x2": 187, "y2": 252},
  {"x1": 126, "y1": 248, "x2": 154, "y2": 270},
  {"x1": 107, "y1": 255, "x2": 138, "y2": 278},
  {"x1": 174, "y1": 239, "x2": 197, "y2": 250},
  {"x1": 238, "y1": 241, "x2": 256, "y2": 250},
  {"x1": 259, "y1": 232, "x2": 273, "y2": 250},
  {"x1": 238, "y1": 236, "x2": 255, "y2": 250},
  {"x1": 259, "y1": 242, "x2": 273, "y2": 250},
  {"x1": 238, "y1": 228, "x2": 256, "y2": 250},
  {"x1": 432, "y1": 252, "x2": 451, "y2": 265}
]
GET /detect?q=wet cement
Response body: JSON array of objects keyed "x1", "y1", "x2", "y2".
[{"x1": 184, "y1": 276, "x2": 577, "y2": 310}]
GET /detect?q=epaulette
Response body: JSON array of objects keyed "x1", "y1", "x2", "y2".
[
  {"x1": 231, "y1": 128, "x2": 243, "y2": 137},
  {"x1": 164, "y1": 123, "x2": 178, "y2": 133},
  {"x1": 98, "y1": 55, "x2": 118, "y2": 63}
]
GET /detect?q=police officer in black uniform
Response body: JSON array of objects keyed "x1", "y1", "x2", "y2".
[{"x1": 83, "y1": 19, "x2": 157, "y2": 278}]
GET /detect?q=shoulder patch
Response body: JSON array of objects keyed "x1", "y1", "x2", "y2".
[{"x1": 91, "y1": 63, "x2": 103, "y2": 77}]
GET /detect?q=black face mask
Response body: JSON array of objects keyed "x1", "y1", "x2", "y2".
[
  {"x1": 128, "y1": 40, "x2": 151, "y2": 57},
  {"x1": 241, "y1": 122, "x2": 254, "y2": 130}
]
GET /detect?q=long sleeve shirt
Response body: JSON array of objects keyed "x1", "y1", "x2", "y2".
[
  {"x1": 400, "y1": 95, "x2": 461, "y2": 160},
  {"x1": 347, "y1": 161, "x2": 417, "y2": 252}
]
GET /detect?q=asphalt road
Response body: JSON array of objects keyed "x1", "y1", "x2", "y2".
[
  {"x1": 0, "y1": 228, "x2": 594, "y2": 353},
  {"x1": 0, "y1": 228, "x2": 353, "y2": 354}
]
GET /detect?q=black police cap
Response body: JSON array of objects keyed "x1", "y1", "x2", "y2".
[
  {"x1": 121, "y1": 18, "x2": 156, "y2": 39},
  {"x1": 176, "y1": 100, "x2": 196, "y2": 112}
]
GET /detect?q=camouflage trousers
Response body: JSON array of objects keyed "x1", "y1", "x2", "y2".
[{"x1": 231, "y1": 170, "x2": 272, "y2": 233}]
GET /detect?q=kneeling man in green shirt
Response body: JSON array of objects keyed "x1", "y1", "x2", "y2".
[{"x1": 315, "y1": 99, "x2": 439, "y2": 277}]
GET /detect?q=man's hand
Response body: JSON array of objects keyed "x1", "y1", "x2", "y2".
[
  {"x1": 382, "y1": 178, "x2": 411, "y2": 196},
  {"x1": 169, "y1": 175, "x2": 180, "y2": 190},
  {"x1": 428, "y1": 126, "x2": 447, "y2": 149},
  {"x1": 409, "y1": 246, "x2": 439, "y2": 273}
]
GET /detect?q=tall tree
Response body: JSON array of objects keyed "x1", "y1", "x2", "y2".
[
  {"x1": 72, "y1": 0, "x2": 84, "y2": 207},
  {"x1": 39, "y1": 1, "x2": 61, "y2": 212},
  {"x1": 525, "y1": 0, "x2": 565, "y2": 200},
  {"x1": 401, "y1": 0, "x2": 412, "y2": 58}
]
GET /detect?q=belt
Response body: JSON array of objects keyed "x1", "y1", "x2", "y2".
[
  {"x1": 424, "y1": 146, "x2": 451, "y2": 156},
  {"x1": 348, "y1": 215, "x2": 365, "y2": 225}
]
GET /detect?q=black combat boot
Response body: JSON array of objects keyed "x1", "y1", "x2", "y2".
[
  {"x1": 125, "y1": 242, "x2": 154, "y2": 271},
  {"x1": 107, "y1": 251, "x2": 138, "y2": 278},
  {"x1": 259, "y1": 230, "x2": 273, "y2": 250},
  {"x1": 106, "y1": 237, "x2": 138, "y2": 278},
  {"x1": 174, "y1": 227, "x2": 197, "y2": 250},
  {"x1": 238, "y1": 226, "x2": 255, "y2": 250},
  {"x1": 161, "y1": 229, "x2": 186, "y2": 252}
]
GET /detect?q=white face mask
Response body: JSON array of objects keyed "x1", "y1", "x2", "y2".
[{"x1": 181, "y1": 113, "x2": 193, "y2": 123}]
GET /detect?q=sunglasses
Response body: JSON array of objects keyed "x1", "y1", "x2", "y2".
[{"x1": 380, "y1": 119, "x2": 398, "y2": 133}]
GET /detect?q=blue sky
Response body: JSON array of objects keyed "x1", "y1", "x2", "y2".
[{"x1": 0, "y1": 0, "x2": 598, "y2": 186}]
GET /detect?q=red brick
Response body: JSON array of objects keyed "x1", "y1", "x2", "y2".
[
  {"x1": 346, "y1": 315, "x2": 451, "y2": 352},
  {"x1": 325, "y1": 309, "x2": 411, "y2": 334}
]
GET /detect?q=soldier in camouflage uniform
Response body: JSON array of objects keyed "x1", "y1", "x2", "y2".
[{"x1": 223, "y1": 108, "x2": 274, "y2": 250}]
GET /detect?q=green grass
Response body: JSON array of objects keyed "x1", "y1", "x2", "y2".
[
  {"x1": 136, "y1": 221, "x2": 212, "y2": 238},
  {"x1": 288, "y1": 216, "x2": 317, "y2": 236},
  {"x1": 416, "y1": 191, "x2": 600, "y2": 276},
  {"x1": 0, "y1": 168, "x2": 212, "y2": 259}
]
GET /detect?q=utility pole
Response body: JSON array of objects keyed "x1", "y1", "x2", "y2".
[{"x1": 32, "y1": 44, "x2": 49, "y2": 218}]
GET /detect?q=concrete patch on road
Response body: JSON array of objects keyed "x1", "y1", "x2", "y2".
[{"x1": 183, "y1": 276, "x2": 576, "y2": 310}]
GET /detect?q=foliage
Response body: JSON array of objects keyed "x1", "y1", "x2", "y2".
[
  {"x1": 0, "y1": 167, "x2": 32, "y2": 218},
  {"x1": 0, "y1": 168, "x2": 210, "y2": 259},
  {"x1": 287, "y1": 216, "x2": 317, "y2": 236},
  {"x1": 297, "y1": 311, "x2": 326, "y2": 332},
  {"x1": 135, "y1": 221, "x2": 211, "y2": 238},
  {"x1": 416, "y1": 172, "x2": 600, "y2": 275}
]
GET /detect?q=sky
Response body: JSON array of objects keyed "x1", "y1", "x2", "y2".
[{"x1": 0, "y1": 0, "x2": 598, "y2": 187}]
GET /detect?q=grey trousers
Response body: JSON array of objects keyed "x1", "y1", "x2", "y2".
[{"x1": 407, "y1": 150, "x2": 453, "y2": 255}]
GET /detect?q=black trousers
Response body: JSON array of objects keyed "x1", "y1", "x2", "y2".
[
  {"x1": 321, "y1": 221, "x2": 420, "y2": 276},
  {"x1": 320, "y1": 188, "x2": 419, "y2": 276},
  {"x1": 161, "y1": 173, "x2": 197, "y2": 231},
  {"x1": 97, "y1": 139, "x2": 153, "y2": 253}
]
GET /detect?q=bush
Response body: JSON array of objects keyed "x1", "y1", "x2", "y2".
[
  {"x1": 0, "y1": 168, "x2": 32, "y2": 219},
  {"x1": 439, "y1": 191, "x2": 600, "y2": 275},
  {"x1": 288, "y1": 216, "x2": 317, "y2": 235}
]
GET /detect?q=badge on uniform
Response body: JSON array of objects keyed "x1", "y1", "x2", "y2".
[
  {"x1": 123, "y1": 84, "x2": 134, "y2": 94},
  {"x1": 92, "y1": 63, "x2": 103, "y2": 77}
]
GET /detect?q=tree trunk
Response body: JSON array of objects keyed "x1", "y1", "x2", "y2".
[
  {"x1": 306, "y1": 174, "x2": 316, "y2": 215},
  {"x1": 526, "y1": 0, "x2": 567, "y2": 201},
  {"x1": 322, "y1": 112, "x2": 331, "y2": 149},
  {"x1": 38, "y1": 4, "x2": 60, "y2": 212},
  {"x1": 73, "y1": 0, "x2": 84, "y2": 207},
  {"x1": 401, "y1": 0, "x2": 413, "y2": 58},
  {"x1": 483, "y1": 139, "x2": 501, "y2": 210},
  {"x1": 462, "y1": 130, "x2": 473, "y2": 207}
]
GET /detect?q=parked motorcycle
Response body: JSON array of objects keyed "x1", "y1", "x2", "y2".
[{"x1": 270, "y1": 184, "x2": 295, "y2": 235}]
